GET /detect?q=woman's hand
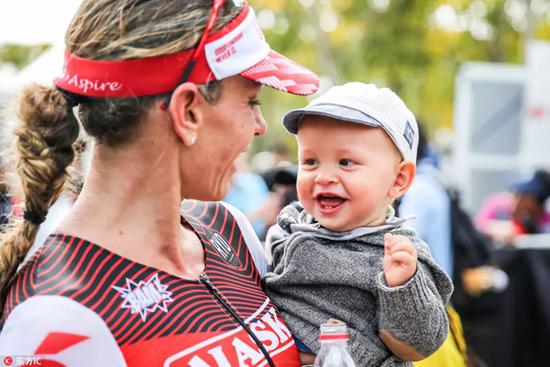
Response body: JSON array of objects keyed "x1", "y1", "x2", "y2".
[
  {"x1": 383, "y1": 233, "x2": 417, "y2": 287},
  {"x1": 299, "y1": 351, "x2": 316, "y2": 365}
]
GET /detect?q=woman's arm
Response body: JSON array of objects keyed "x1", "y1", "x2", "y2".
[
  {"x1": 299, "y1": 351, "x2": 316, "y2": 365},
  {"x1": 378, "y1": 329, "x2": 426, "y2": 361},
  {"x1": 0, "y1": 295, "x2": 126, "y2": 366}
]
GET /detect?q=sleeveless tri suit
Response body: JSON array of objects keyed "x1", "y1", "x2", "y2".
[{"x1": 0, "y1": 201, "x2": 300, "y2": 367}]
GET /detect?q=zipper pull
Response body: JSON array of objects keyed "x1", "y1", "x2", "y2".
[
  {"x1": 200, "y1": 272, "x2": 216, "y2": 292},
  {"x1": 201, "y1": 272, "x2": 224, "y2": 297}
]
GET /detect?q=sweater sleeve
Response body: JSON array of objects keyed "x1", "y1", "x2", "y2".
[{"x1": 375, "y1": 231, "x2": 453, "y2": 357}]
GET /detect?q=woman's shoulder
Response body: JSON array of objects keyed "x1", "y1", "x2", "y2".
[
  {"x1": 181, "y1": 200, "x2": 268, "y2": 276},
  {"x1": 0, "y1": 295, "x2": 125, "y2": 366}
]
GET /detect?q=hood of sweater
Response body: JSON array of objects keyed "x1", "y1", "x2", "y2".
[{"x1": 277, "y1": 202, "x2": 409, "y2": 242}]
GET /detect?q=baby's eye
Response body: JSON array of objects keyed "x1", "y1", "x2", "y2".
[
  {"x1": 339, "y1": 159, "x2": 354, "y2": 167},
  {"x1": 302, "y1": 158, "x2": 317, "y2": 166}
]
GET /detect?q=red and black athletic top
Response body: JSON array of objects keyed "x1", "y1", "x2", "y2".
[{"x1": 0, "y1": 200, "x2": 300, "y2": 367}]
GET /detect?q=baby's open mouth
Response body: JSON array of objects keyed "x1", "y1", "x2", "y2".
[{"x1": 316, "y1": 193, "x2": 346, "y2": 210}]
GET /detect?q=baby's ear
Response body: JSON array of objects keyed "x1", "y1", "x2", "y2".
[{"x1": 388, "y1": 161, "x2": 416, "y2": 199}]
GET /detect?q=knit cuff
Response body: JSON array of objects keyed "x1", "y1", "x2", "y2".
[
  {"x1": 376, "y1": 265, "x2": 432, "y2": 306},
  {"x1": 376, "y1": 265, "x2": 448, "y2": 356}
]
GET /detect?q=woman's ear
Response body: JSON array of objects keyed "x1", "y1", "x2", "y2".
[
  {"x1": 168, "y1": 82, "x2": 204, "y2": 146},
  {"x1": 388, "y1": 161, "x2": 416, "y2": 199}
]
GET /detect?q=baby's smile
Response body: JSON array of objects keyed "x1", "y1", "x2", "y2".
[{"x1": 315, "y1": 192, "x2": 347, "y2": 214}]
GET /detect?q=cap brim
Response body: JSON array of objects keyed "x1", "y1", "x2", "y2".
[
  {"x1": 240, "y1": 50, "x2": 319, "y2": 96},
  {"x1": 513, "y1": 180, "x2": 544, "y2": 196},
  {"x1": 282, "y1": 103, "x2": 382, "y2": 134}
]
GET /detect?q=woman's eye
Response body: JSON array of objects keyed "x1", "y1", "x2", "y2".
[
  {"x1": 248, "y1": 98, "x2": 261, "y2": 107},
  {"x1": 339, "y1": 159, "x2": 353, "y2": 167}
]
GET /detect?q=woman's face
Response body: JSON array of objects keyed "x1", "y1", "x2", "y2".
[
  {"x1": 182, "y1": 75, "x2": 266, "y2": 201},
  {"x1": 511, "y1": 193, "x2": 542, "y2": 230}
]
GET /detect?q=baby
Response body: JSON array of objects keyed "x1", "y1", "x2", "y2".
[{"x1": 264, "y1": 83, "x2": 453, "y2": 367}]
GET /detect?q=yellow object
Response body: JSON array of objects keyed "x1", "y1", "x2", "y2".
[{"x1": 413, "y1": 306, "x2": 468, "y2": 367}]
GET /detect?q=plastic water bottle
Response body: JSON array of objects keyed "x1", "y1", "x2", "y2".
[{"x1": 313, "y1": 320, "x2": 356, "y2": 367}]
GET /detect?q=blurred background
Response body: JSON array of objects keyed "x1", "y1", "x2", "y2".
[
  {"x1": 2, "y1": 1, "x2": 550, "y2": 366},
  {"x1": 3, "y1": 0, "x2": 550, "y2": 210}
]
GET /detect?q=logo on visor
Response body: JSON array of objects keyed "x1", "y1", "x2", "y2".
[
  {"x1": 403, "y1": 121, "x2": 415, "y2": 150},
  {"x1": 214, "y1": 31, "x2": 245, "y2": 63}
]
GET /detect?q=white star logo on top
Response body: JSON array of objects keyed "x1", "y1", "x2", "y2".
[{"x1": 113, "y1": 273, "x2": 173, "y2": 322}]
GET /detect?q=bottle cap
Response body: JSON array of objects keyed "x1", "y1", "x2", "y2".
[{"x1": 318, "y1": 319, "x2": 349, "y2": 341}]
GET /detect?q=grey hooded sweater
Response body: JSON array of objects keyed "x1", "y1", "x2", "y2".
[{"x1": 264, "y1": 203, "x2": 453, "y2": 367}]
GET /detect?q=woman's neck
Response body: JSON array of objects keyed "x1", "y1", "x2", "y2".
[{"x1": 57, "y1": 143, "x2": 203, "y2": 277}]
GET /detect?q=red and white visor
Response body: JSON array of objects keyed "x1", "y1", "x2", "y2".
[{"x1": 54, "y1": 3, "x2": 319, "y2": 97}]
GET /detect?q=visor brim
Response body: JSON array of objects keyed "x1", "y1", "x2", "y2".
[{"x1": 240, "y1": 50, "x2": 319, "y2": 96}]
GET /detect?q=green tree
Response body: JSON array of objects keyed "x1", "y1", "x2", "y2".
[
  {"x1": 253, "y1": 0, "x2": 550, "y2": 155},
  {"x1": 0, "y1": 44, "x2": 51, "y2": 70}
]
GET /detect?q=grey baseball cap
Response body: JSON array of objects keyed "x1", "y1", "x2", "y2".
[{"x1": 283, "y1": 82, "x2": 419, "y2": 163}]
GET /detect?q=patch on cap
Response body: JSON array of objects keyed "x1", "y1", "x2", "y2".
[{"x1": 403, "y1": 120, "x2": 415, "y2": 150}]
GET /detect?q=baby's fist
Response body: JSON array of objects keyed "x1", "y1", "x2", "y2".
[{"x1": 383, "y1": 233, "x2": 417, "y2": 287}]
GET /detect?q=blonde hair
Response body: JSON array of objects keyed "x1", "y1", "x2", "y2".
[{"x1": 0, "y1": 0, "x2": 242, "y2": 317}]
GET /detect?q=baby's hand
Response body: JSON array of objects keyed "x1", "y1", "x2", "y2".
[{"x1": 383, "y1": 233, "x2": 417, "y2": 287}]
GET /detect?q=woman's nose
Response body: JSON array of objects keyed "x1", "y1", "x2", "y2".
[{"x1": 254, "y1": 108, "x2": 267, "y2": 136}]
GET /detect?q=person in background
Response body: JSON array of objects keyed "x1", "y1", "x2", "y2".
[
  {"x1": 261, "y1": 165, "x2": 299, "y2": 263},
  {"x1": 398, "y1": 122, "x2": 469, "y2": 367},
  {"x1": 261, "y1": 164, "x2": 299, "y2": 209},
  {"x1": 475, "y1": 169, "x2": 550, "y2": 244},
  {"x1": 224, "y1": 153, "x2": 282, "y2": 240},
  {"x1": 0, "y1": 0, "x2": 320, "y2": 365},
  {"x1": 398, "y1": 121, "x2": 452, "y2": 277},
  {"x1": 224, "y1": 154, "x2": 270, "y2": 233}
]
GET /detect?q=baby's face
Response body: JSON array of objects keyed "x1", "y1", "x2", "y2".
[{"x1": 296, "y1": 116, "x2": 402, "y2": 231}]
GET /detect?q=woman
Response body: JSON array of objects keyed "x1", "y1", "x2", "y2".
[
  {"x1": 476, "y1": 170, "x2": 550, "y2": 244},
  {"x1": 0, "y1": 1, "x2": 319, "y2": 366}
]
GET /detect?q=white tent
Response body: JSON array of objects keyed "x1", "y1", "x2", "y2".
[
  {"x1": 0, "y1": 0, "x2": 80, "y2": 100},
  {"x1": 0, "y1": 1, "x2": 81, "y2": 45},
  {"x1": 0, "y1": 44, "x2": 65, "y2": 114},
  {"x1": 0, "y1": 65, "x2": 19, "y2": 106},
  {"x1": 452, "y1": 42, "x2": 550, "y2": 216}
]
